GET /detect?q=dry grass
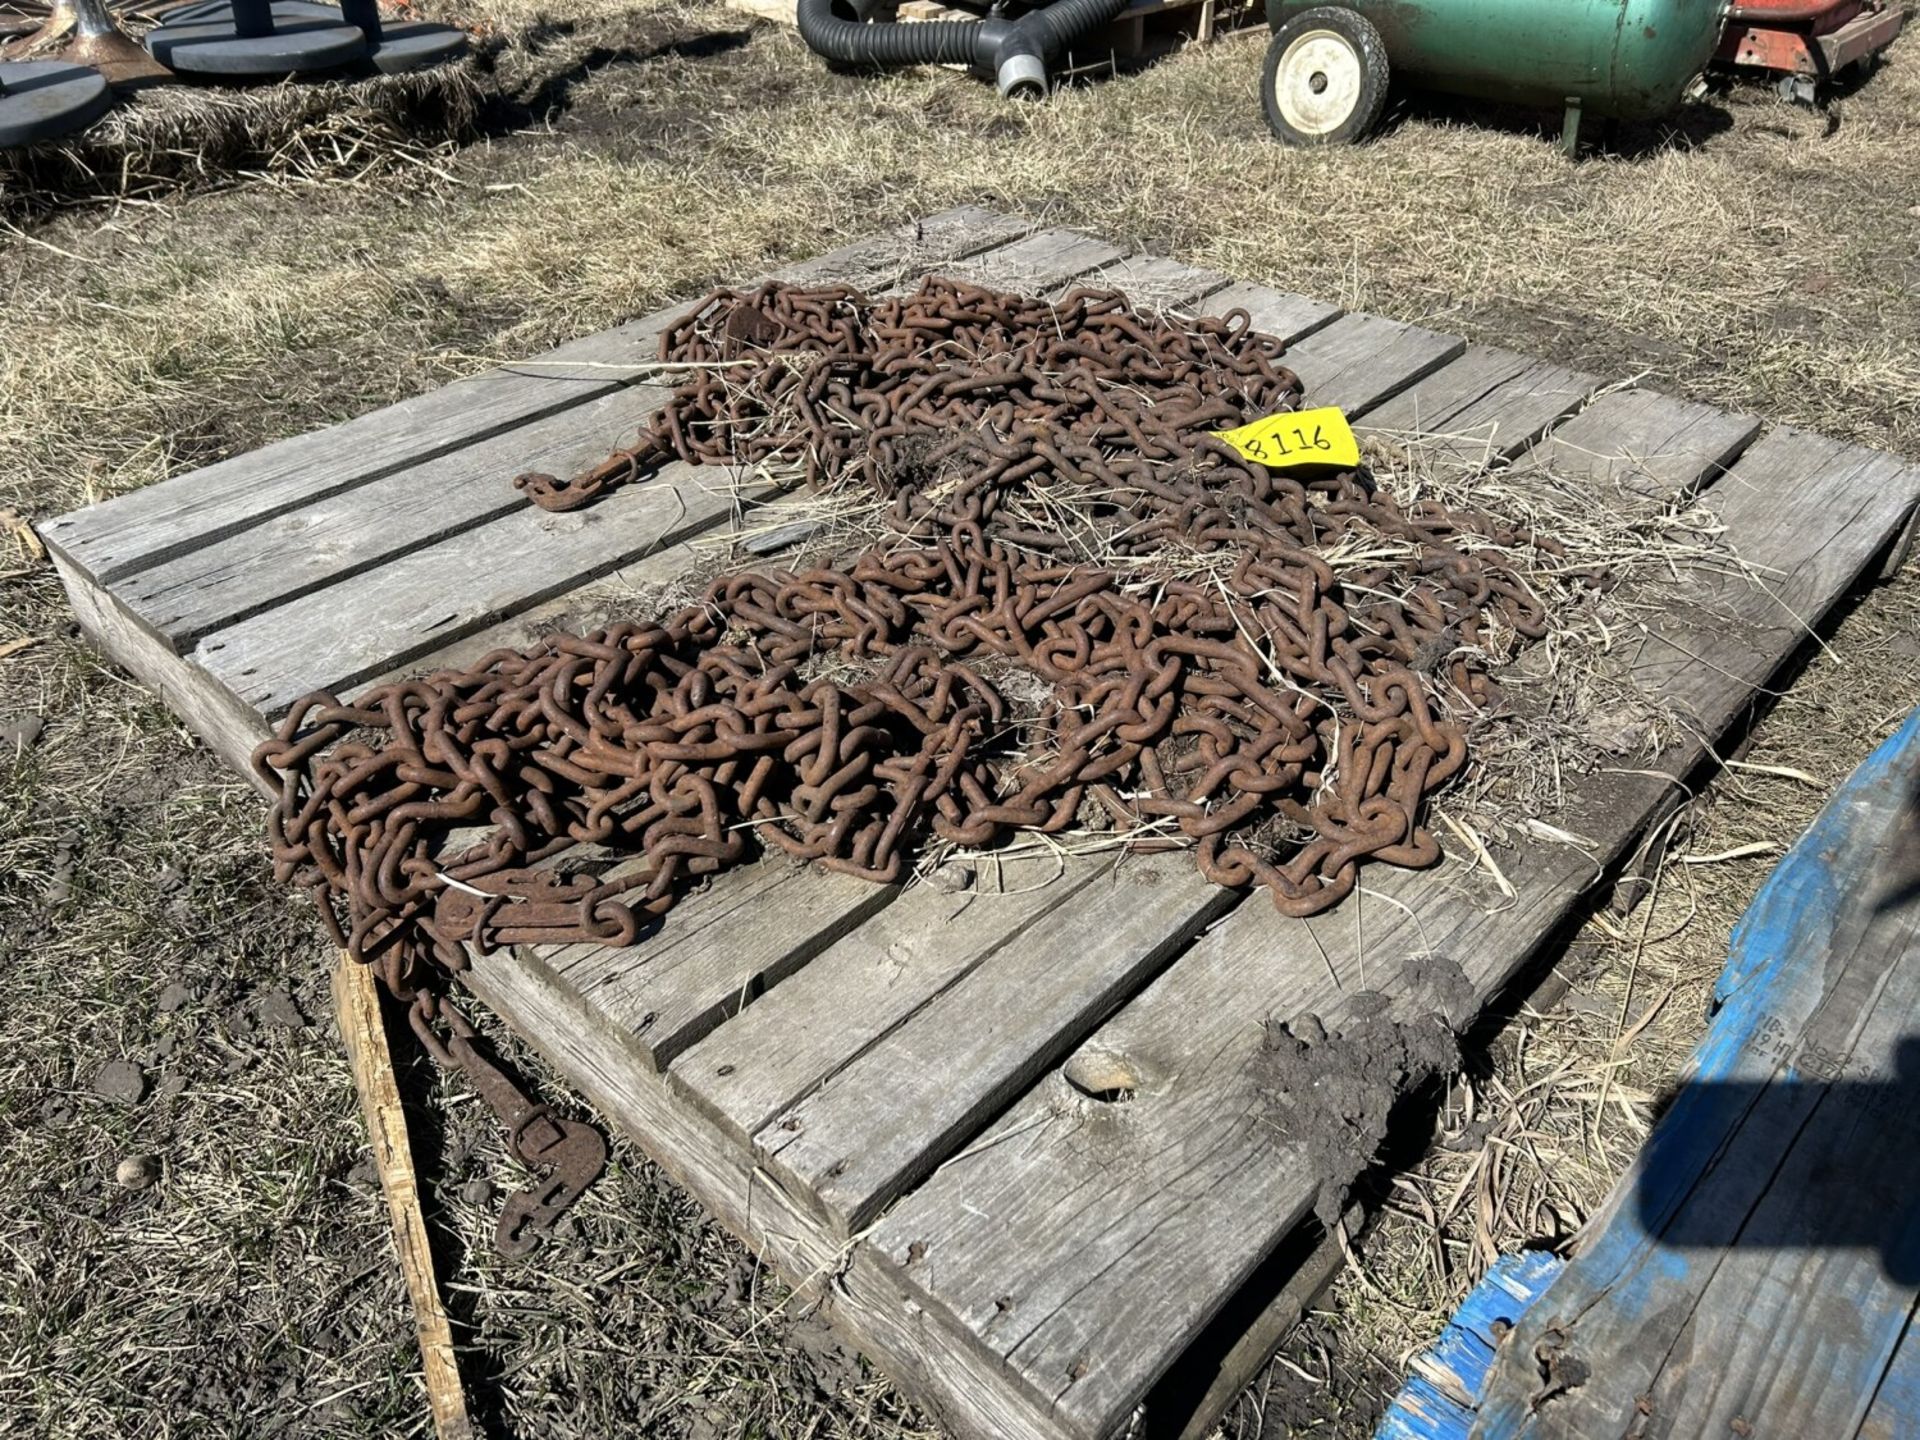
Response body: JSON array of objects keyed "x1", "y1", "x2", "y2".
[
  {"x1": 2, "y1": 3, "x2": 1918, "y2": 1436},
  {"x1": 0, "y1": 51, "x2": 486, "y2": 209}
]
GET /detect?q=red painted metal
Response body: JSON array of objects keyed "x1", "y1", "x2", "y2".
[
  {"x1": 1717, "y1": 19, "x2": 1822, "y2": 73},
  {"x1": 1714, "y1": 0, "x2": 1903, "y2": 77}
]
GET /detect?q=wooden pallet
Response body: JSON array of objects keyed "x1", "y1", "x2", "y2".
[
  {"x1": 39, "y1": 208, "x2": 1920, "y2": 1440},
  {"x1": 1377, "y1": 1251, "x2": 1567, "y2": 1439},
  {"x1": 1384, "y1": 707, "x2": 1920, "y2": 1439}
]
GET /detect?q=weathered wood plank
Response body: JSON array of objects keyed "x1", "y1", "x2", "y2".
[
  {"x1": 1201, "y1": 279, "x2": 1343, "y2": 347},
  {"x1": 1283, "y1": 311, "x2": 1466, "y2": 417},
  {"x1": 190, "y1": 460, "x2": 763, "y2": 718},
  {"x1": 41, "y1": 367, "x2": 622, "y2": 589},
  {"x1": 673, "y1": 852, "x2": 1110, "y2": 1143},
  {"x1": 38, "y1": 205, "x2": 1030, "y2": 589},
  {"x1": 1359, "y1": 346, "x2": 1601, "y2": 465},
  {"x1": 49, "y1": 547, "x2": 270, "y2": 778},
  {"x1": 1511, "y1": 387, "x2": 1762, "y2": 503},
  {"x1": 860, "y1": 430, "x2": 1920, "y2": 1440},
  {"x1": 543, "y1": 856, "x2": 901, "y2": 1070},
  {"x1": 1858, "y1": 1321, "x2": 1920, "y2": 1440},
  {"x1": 331, "y1": 956, "x2": 474, "y2": 1440},
  {"x1": 755, "y1": 850, "x2": 1235, "y2": 1235},
  {"x1": 942, "y1": 228, "x2": 1128, "y2": 292},
  {"x1": 459, "y1": 944, "x2": 1075, "y2": 1440},
  {"x1": 1054, "y1": 252, "x2": 1229, "y2": 310},
  {"x1": 1625, "y1": 427, "x2": 1920, "y2": 734},
  {"x1": 1654, "y1": 1042, "x2": 1920, "y2": 1437},
  {"x1": 771, "y1": 203, "x2": 1031, "y2": 288},
  {"x1": 117, "y1": 379, "x2": 676, "y2": 648},
  {"x1": 1474, "y1": 706, "x2": 1920, "y2": 1439}
]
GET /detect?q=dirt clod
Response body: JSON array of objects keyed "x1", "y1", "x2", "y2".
[
  {"x1": 91, "y1": 1058, "x2": 147, "y2": 1106},
  {"x1": 256, "y1": 988, "x2": 306, "y2": 1029},
  {"x1": 928, "y1": 860, "x2": 974, "y2": 893},
  {"x1": 1253, "y1": 961, "x2": 1470, "y2": 1227},
  {"x1": 156, "y1": 981, "x2": 193, "y2": 1014},
  {"x1": 1, "y1": 712, "x2": 45, "y2": 749}
]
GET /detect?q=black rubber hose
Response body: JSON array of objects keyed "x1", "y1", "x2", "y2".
[
  {"x1": 987, "y1": 0, "x2": 1129, "y2": 97},
  {"x1": 1022, "y1": 0, "x2": 1128, "y2": 54},
  {"x1": 794, "y1": 0, "x2": 1130, "y2": 98},
  {"x1": 795, "y1": 0, "x2": 979, "y2": 68}
]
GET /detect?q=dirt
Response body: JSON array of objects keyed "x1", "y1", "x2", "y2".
[
  {"x1": 91, "y1": 1057, "x2": 148, "y2": 1105},
  {"x1": 1, "y1": 711, "x2": 44, "y2": 749},
  {"x1": 1253, "y1": 956, "x2": 1473, "y2": 1227},
  {"x1": 255, "y1": 987, "x2": 308, "y2": 1029},
  {"x1": 1216, "y1": 1308, "x2": 1404, "y2": 1437}
]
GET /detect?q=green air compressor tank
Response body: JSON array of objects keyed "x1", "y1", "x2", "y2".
[{"x1": 1263, "y1": 0, "x2": 1726, "y2": 129}]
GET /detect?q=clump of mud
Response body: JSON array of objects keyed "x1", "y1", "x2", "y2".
[{"x1": 1253, "y1": 955, "x2": 1474, "y2": 1225}]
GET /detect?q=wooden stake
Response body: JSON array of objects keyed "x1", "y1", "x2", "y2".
[{"x1": 331, "y1": 955, "x2": 475, "y2": 1440}]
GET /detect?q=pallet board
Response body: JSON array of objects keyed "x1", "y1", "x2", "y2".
[
  {"x1": 1463, "y1": 706, "x2": 1920, "y2": 1439},
  {"x1": 1376, "y1": 1251, "x2": 1568, "y2": 1440},
  {"x1": 1360, "y1": 346, "x2": 1601, "y2": 466},
  {"x1": 38, "y1": 209, "x2": 1920, "y2": 1440}
]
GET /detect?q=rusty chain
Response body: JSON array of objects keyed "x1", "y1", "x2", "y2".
[
  {"x1": 256, "y1": 273, "x2": 1563, "y2": 1053},
  {"x1": 408, "y1": 993, "x2": 606, "y2": 1256}
]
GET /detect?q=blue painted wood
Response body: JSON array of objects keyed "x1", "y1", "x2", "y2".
[
  {"x1": 1378, "y1": 1375, "x2": 1478, "y2": 1440},
  {"x1": 1471, "y1": 704, "x2": 1920, "y2": 1438},
  {"x1": 1374, "y1": 1251, "x2": 1567, "y2": 1440},
  {"x1": 1860, "y1": 1311, "x2": 1920, "y2": 1440}
]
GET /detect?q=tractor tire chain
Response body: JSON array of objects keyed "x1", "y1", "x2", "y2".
[{"x1": 255, "y1": 276, "x2": 1561, "y2": 1002}]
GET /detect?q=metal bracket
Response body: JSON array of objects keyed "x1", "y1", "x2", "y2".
[{"x1": 410, "y1": 992, "x2": 608, "y2": 1258}]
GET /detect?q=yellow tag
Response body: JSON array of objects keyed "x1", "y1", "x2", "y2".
[{"x1": 1211, "y1": 406, "x2": 1360, "y2": 470}]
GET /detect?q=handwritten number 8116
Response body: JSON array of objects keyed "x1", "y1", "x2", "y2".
[{"x1": 1242, "y1": 424, "x2": 1332, "y2": 462}]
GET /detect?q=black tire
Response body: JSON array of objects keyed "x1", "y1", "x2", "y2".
[{"x1": 1261, "y1": 7, "x2": 1390, "y2": 146}]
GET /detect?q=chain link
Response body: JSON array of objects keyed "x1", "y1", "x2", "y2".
[{"x1": 255, "y1": 276, "x2": 1560, "y2": 1004}]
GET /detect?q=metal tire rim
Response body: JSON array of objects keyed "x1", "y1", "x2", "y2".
[{"x1": 1273, "y1": 27, "x2": 1364, "y2": 137}]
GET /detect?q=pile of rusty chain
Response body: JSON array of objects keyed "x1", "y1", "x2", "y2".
[
  {"x1": 512, "y1": 276, "x2": 1304, "y2": 513},
  {"x1": 255, "y1": 276, "x2": 1562, "y2": 1005}
]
